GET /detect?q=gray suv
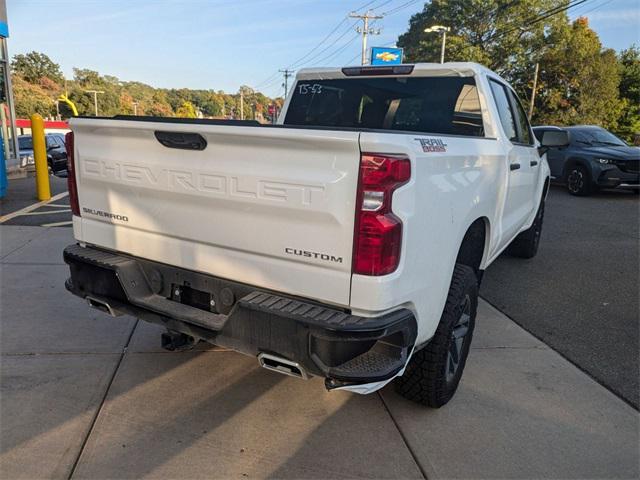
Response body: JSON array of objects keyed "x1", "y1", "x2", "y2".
[{"x1": 533, "y1": 125, "x2": 639, "y2": 196}]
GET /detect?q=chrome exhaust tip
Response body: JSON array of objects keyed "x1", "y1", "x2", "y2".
[
  {"x1": 258, "y1": 353, "x2": 309, "y2": 380},
  {"x1": 86, "y1": 296, "x2": 121, "y2": 317}
]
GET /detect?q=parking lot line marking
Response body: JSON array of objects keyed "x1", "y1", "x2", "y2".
[
  {"x1": 41, "y1": 220, "x2": 73, "y2": 227},
  {"x1": 0, "y1": 192, "x2": 69, "y2": 224},
  {"x1": 44, "y1": 204, "x2": 71, "y2": 208},
  {"x1": 19, "y1": 209, "x2": 72, "y2": 216}
]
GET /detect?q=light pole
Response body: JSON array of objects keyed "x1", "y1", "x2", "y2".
[
  {"x1": 528, "y1": 62, "x2": 539, "y2": 120},
  {"x1": 424, "y1": 25, "x2": 450, "y2": 64},
  {"x1": 84, "y1": 90, "x2": 104, "y2": 116}
]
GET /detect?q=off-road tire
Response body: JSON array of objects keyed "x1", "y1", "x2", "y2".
[
  {"x1": 566, "y1": 165, "x2": 593, "y2": 196},
  {"x1": 395, "y1": 264, "x2": 478, "y2": 408},
  {"x1": 507, "y1": 199, "x2": 545, "y2": 259}
]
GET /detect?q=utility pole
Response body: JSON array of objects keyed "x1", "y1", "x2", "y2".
[
  {"x1": 84, "y1": 90, "x2": 104, "y2": 116},
  {"x1": 132, "y1": 102, "x2": 138, "y2": 115},
  {"x1": 279, "y1": 69, "x2": 294, "y2": 97},
  {"x1": 528, "y1": 62, "x2": 539, "y2": 120},
  {"x1": 349, "y1": 10, "x2": 382, "y2": 65},
  {"x1": 424, "y1": 25, "x2": 450, "y2": 63},
  {"x1": 239, "y1": 89, "x2": 244, "y2": 120}
]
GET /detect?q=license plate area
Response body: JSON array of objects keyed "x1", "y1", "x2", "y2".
[{"x1": 171, "y1": 283, "x2": 215, "y2": 313}]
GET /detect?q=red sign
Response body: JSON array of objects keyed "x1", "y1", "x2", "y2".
[{"x1": 16, "y1": 119, "x2": 69, "y2": 129}]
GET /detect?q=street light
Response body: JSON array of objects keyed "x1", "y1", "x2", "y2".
[
  {"x1": 424, "y1": 25, "x2": 451, "y2": 64},
  {"x1": 84, "y1": 90, "x2": 104, "y2": 116}
]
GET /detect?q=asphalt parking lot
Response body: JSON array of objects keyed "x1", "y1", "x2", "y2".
[
  {"x1": 0, "y1": 176, "x2": 71, "y2": 227},
  {"x1": 482, "y1": 185, "x2": 640, "y2": 408}
]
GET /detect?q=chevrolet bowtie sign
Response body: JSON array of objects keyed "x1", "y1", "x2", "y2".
[{"x1": 370, "y1": 46, "x2": 403, "y2": 66}]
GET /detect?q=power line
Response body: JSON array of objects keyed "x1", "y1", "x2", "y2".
[
  {"x1": 254, "y1": 74, "x2": 281, "y2": 90},
  {"x1": 355, "y1": 0, "x2": 386, "y2": 12},
  {"x1": 286, "y1": 18, "x2": 350, "y2": 69},
  {"x1": 318, "y1": 33, "x2": 362, "y2": 66},
  {"x1": 382, "y1": 0, "x2": 423, "y2": 16},
  {"x1": 368, "y1": 0, "x2": 396, "y2": 11},
  {"x1": 571, "y1": 0, "x2": 614, "y2": 16},
  {"x1": 253, "y1": 20, "x2": 350, "y2": 88},
  {"x1": 296, "y1": 0, "x2": 396, "y2": 70},
  {"x1": 253, "y1": 0, "x2": 389, "y2": 89},
  {"x1": 490, "y1": 0, "x2": 590, "y2": 41},
  {"x1": 291, "y1": 21, "x2": 358, "y2": 68}
]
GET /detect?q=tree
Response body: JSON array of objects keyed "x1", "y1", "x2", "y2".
[
  {"x1": 147, "y1": 90, "x2": 174, "y2": 117},
  {"x1": 175, "y1": 101, "x2": 197, "y2": 118},
  {"x1": 10, "y1": 51, "x2": 278, "y2": 122},
  {"x1": 616, "y1": 46, "x2": 640, "y2": 141},
  {"x1": 397, "y1": 2, "x2": 624, "y2": 129},
  {"x1": 535, "y1": 18, "x2": 622, "y2": 128},
  {"x1": 12, "y1": 75, "x2": 55, "y2": 117},
  {"x1": 73, "y1": 68, "x2": 103, "y2": 87},
  {"x1": 166, "y1": 88, "x2": 192, "y2": 111},
  {"x1": 398, "y1": 0, "x2": 566, "y2": 77},
  {"x1": 199, "y1": 92, "x2": 225, "y2": 117},
  {"x1": 11, "y1": 51, "x2": 64, "y2": 84}
]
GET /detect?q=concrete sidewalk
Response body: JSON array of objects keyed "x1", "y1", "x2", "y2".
[{"x1": 1, "y1": 225, "x2": 638, "y2": 479}]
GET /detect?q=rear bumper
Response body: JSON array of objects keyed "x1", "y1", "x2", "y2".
[
  {"x1": 50, "y1": 158, "x2": 68, "y2": 173},
  {"x1": 63, "y1": 244, "x2": 416, "y2": 387}
]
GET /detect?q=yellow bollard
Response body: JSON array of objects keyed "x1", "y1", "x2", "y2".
[{"x1": 31, "y1": 114, "x2": 51, "y2": 201}]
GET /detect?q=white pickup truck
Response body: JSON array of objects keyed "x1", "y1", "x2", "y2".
[{"x1": 63, "y1": 63, "x2": 567, "y2": 407}]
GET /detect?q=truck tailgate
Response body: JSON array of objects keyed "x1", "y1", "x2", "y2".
[{"x1": 70, "y1": 118, "x2": 361, "y2": 306}]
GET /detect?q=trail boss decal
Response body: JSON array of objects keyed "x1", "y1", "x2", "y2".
[{"x1": 415, "y1": 137, "x2": 448, "y2": 153}]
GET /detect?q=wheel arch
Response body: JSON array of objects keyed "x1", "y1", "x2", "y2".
[
  {"x1": 543, "y1": 176, "x2": 550, "y2": 198},
  {"x1": 455, "y1": 217, "x2": 490, "y2": 281},
  {"x1": 562, "y1": 156, "x2": 592, "y2": 181}
]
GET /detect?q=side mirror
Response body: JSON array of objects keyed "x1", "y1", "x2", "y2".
[{"x1": 539, "y1": 130, "x2": 569, "y2": 156}]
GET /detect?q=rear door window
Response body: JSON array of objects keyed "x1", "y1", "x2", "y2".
[
  {"x1": 507, "y1": 89, "x2": 533, "y2": 145},
  {"x1": 489, "y1": 80, "x2": 517, "y2": 142},
  {"x1": 284, "y1": 76, "x2": 485, "y2": 137}
]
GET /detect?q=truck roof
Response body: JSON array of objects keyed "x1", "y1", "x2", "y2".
[{"x1": 296, "y1": 62, "x2": 504, "y2": 81}]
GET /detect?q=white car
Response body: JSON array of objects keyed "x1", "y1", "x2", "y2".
[{"x1": 63, "y1": 63, "x2": 566, "y2": 407}]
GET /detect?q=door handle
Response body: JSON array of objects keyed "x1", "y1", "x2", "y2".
[
  {"x1": 510, "y1": 163, "x2": 521, "y2": 171},
  {"x1": 530, "y1": 160, "x2": 539, "y2": 167},
  {"x1": 154, "y1": 131, "x2": 207, "y2": 151}
]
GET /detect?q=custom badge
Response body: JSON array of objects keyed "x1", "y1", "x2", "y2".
[{"x1": 415, "y1": 137, "x2": 447, "y2": 153}]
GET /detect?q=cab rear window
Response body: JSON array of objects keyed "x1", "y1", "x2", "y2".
[{"x1": 284, "y1": 76, "x2": 485, "y2": 137}]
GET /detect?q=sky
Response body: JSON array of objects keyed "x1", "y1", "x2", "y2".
[{"x1": 8, "y1": 0, "x2": 640, "y2": 97}]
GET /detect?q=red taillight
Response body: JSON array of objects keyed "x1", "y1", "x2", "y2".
[
  {"x1": 353, "y1": 153, "x2": 411, "y2": 276},
  {"x1": 65, "y1": 132, "x2": 80, "y2": 216}
]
